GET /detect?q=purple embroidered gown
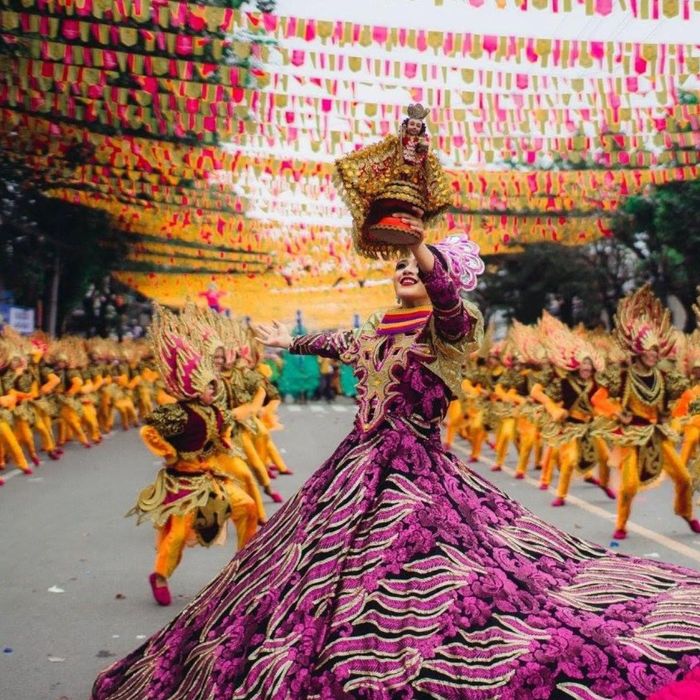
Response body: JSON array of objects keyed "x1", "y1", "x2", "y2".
[{"x1": 93, "y1": 258, "x2": 700, "y2": 700}]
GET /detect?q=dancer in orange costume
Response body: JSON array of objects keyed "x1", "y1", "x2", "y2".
[
  {"x1": 490, "y1": 338, "x2": 529, "y2": 472},
  {"x1": 592, "y1": 285, "x2": 699, "y2": 540},
  {"x1": 184, "y1": 304, "x2": 280, "y2": 524},
  {"x1": 129, "y1": 305, "x2": 258, "y2": 606},
  {"x1": 27, "y1": 334, "x2": 60, "y2": 461},
  {"x1": 1, "y1": 335, "x2": 43, "y2": 468},
  {"x1": 111, "y1": 345, "x2": 140, "y2": 431},
  {"x1": 531, "y1": 320, "x2": 615, "y2": 506},
  {"x1": 234, "y1": 326, "x2": 293, "y2": 479},
  {"x1": 0, "y1": 340, "x2": 32, "y2": 475},
  {"x1": 674, "y1": 308, "x2": 700, "y2": 498},
  {"x1": 134, "y1": 343, "x2": 156, "y2": 421},
  {"x1": 44, "y1": 341, "x2": 91, "y2": 449},
  {"x1": 508, "y1": 321, "x2": 553, "y2": 480}
]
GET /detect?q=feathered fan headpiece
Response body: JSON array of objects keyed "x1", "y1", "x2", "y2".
[
  {"x1": 537, "y1": 312, "x2": 605, "y2": 372},
  {"x1": 613, "y1": 284, "x2": 676, "y2": 358},
  {"x1": 149, "y1": 305, "x2": 217, "y2": 401},
  {"x1": 510, "y1": 321, "x2": 547, "y2": 365}
]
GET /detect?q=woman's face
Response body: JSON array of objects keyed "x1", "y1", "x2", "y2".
[
  {"x1": 200, "y1": 380, "x2": 218, "y2": 406},
  {"x1": 213, "y1": 347, "x2": 225, "y2": 373},
  {"x1": 640, "y1": 347, "x2": 659, "y2": 368},
  {"x1": 393, "y1": 257, "x2": 429, "y2": 308},
  {"x1": 578, "y1": 357, "x2": 594, "y2": 380}
]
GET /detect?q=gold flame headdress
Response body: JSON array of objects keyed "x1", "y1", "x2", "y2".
[
  {"x1": 613, "y1": 284, "x2": 676, "y2": 358},
  {"x1": 536, "y1": 312, "x2": 605, "y2": 373},
  {"x1": 149, "y1": 305, "x2": 217, "y2": 401},
  {"x1": 510, "y1": 321, "x2": 547, "y2": 365}
]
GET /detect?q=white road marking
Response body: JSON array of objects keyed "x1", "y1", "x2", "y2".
[
  {"x1": 309, "y1": 405, "x2": 325, "y2": 413},
  {"x1": 1, "y1": 469, "x2": 24, "y2": 483},
  {"x1": 286, "y1": 405, "x2": 302, "y2": 413},
  {"x1": 451, "y1": 442, "x2": 700, "y2": 566},
  {"x1": 331, "y1": 405, "x2": 348, "y2": 412}
]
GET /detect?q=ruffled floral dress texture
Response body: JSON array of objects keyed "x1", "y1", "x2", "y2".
[{"x1": 93, "y1": 258, "x2": 700, "y2": 700}]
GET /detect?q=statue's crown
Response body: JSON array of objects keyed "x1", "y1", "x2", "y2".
[{"x1": 407, "y1": 103, "x2": 429, "y2": 121}]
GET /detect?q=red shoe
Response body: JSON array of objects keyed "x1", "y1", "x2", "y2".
[
  {"x1": 539, "y1": 483, "x2": 549, "y2": 491},
  {"x1": 48, "y1": 450, "x2": 60, "y2": 461},
  {"x1": 686, "y1": 518, "x2": 700, "y2": 534},
  {"x1": 603, "y1": 486, "x2": 617, "y2": 500},
  {"x1": 268, "y1": 490, "x2": 283, "y2": 504},
  {"x1": 83, "y1": 442, "x2": 92, "y2": 449},
  {"x1": 551, "y1": 497, "x2": 566, "y2": 507},
  {"x1": 514, "y1": 473, "x2": 525, "y2": 480},
  {"x1": 0, "y1": 477, "x2": 4, "y2": 486},
  {"x1": 31, "y1": 454, "x2": 41, "y2": 467},
  {"x1": 267, "y1": 469, "x2": 277, "y2": 479},
  {"x1": 586, "y1": 476, "x2": 617, "y2": 500},
  {"x1": 487, "y1": 441, "x2": 496, "y2": 450},
  {"x1": 469, "y1": 456, "x2": 479, "y2": 463},
  {"x1": 23, "y1": 468, "x2": 33, "y2": 476},
  {"x1": 490, "y1": 465, "x2": 502, "y2": 472},
  {"x1": 279, "y1": 469, "x2": 293, "y2": 476},
  {"x1": 55, "y1": 447, "x2": 65, "y2": 455},
  {"x1": 148, "y1": 573, "x2": 171, "y2": 606},
  {"x1": 612, "y1": 528, "x2": 627, "y2": 540}
]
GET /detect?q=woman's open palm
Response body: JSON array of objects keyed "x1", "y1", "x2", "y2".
[{"x1": 252, "y1": 321, "x2": 293, "y2": 349}]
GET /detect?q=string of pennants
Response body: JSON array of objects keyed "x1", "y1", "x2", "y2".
[{"x1": 0, "y1": 0, "x2": 698, "y2": 324}]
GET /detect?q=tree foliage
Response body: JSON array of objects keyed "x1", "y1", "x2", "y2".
[
  {"x1": 475, "y1": 180, "x2": 700, "y2": 329},
  {"x1": 0, "y1": 155, "x2": 130, "y2": 333},
  {"x1": 610, "y1": 179, "x2": 700, "y2": 327}
]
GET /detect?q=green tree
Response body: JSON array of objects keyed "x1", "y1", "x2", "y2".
[
  {"x1": 610, "y1": 179, "x2": 700, "y2": 327},
  {"x1": 475, "y1": 237, "x2": 641, "y2": 328},
  {"x1": 0, "y1": 155, "x2": 129, "y2": 334}
]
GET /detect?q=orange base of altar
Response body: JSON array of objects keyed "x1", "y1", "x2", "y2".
[{"x1": 367, "y1": 216, "x2": 424, "y2": 246}]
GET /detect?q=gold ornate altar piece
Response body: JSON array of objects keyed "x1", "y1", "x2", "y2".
[{"x1": 335, "y1": 104, "x2": 452, "y2": 258}]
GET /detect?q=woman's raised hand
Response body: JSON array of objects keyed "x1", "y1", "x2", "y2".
[{"x1": 252, "y1": 321, "x2": 293, "y2": 349}]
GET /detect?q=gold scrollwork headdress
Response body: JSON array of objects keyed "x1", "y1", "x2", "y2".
[
  {"x1": 149, "y1": 305, "x2": 217, "y2": 401},
  {"x1": 613, "y1": 284, "x2": 676, "y2": 359}
]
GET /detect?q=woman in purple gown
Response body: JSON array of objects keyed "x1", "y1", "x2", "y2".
[{"x1": 94, "y1": 219, "x2": 700, "y2": 699}]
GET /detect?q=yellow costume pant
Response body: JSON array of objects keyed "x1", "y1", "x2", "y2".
[
  {"x1": 539, "y1": 446, "x2": 559, "y2": 488},
  {"x1": 154, "y1": 483, "x2": 257, "y2": 579},
  {"x1": 239, "y1": 430, "x2": 272, "y2": 488},
  {"x1": 252, "y1": 417, "x2": 288, "y2": 473},
  {"x1": 680, "y1": 424, "x2": 700, "y2": 483},
  {"x1": 444, "y1": 400, "x2": 464, "y2": 449},
  {"x1": 58, "y1": 405, "x2": 89, "y2": 447},
  {"x1": 616, "y1": 440, "x2": 692, "y2": 532},
  {"x1": 213, "y1": 453, "x2": 267, "y2": 523},
  {"x1": 136, "y1": 387, "x2": 154, "y2": 422},
  {"x1": 514, "y1": 418, "x2": 538, "y2": 477},
  {"x1": 467, "y1": 408, "x2": 487, "y2": 460},
  {"x1": 115, "y1": 398, "x2": 138, "y2": 431},
  {"x1": 494, "y1": 417, "x2": 516, "y2": 467},
  {"x1": 33, "y1": 408, "x2": 56, "y2": 452},
  {"x1": 81, "y1": 402, "x2": 101, "y2": 443},
  {"x1": 554, "y1": 436, "x2": 609, "y2": 500},
  {"x1": 14, "y1": 418, "x2": 38, "y2": 461},
  {"x1": 0, "y1": 420, "x2": 29, "y2": 471},
  {"x1": 98, "y1": 391, "x2": 114, "y2": 433}
]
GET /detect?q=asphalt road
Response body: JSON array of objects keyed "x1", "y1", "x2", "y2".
[{"x1": 2, "y1": 400, "x2": 700, "y2": 700}]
